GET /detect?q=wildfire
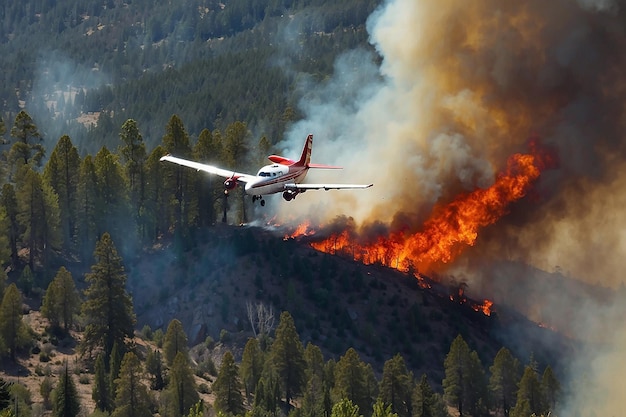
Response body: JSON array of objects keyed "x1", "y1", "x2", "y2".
[{"x1": 301, "y1": 151, "x2": 541, "y2": 273}]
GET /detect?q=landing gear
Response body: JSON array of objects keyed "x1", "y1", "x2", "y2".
[{"x1": 252, "y1": 195, "x2": 266, "y2": 206}]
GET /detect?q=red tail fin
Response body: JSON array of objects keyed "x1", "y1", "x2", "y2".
[{"x1": 296, "y1": 134, "x2": 313, "y2": 166}]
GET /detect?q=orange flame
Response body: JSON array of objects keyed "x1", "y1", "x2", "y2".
[{"x1": 305, "y1": 151, "x2": 540, "y2": 273}]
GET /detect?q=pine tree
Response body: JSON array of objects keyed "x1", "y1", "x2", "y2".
[
  {"x1": 0, "y1": 184, "x2": 19, "y2": 268},
  {"x1": 53, "y1": 363, "x2": 80, "y2": 417},
  {"x1": 8, "y1": 110, "x2": 44, "y2": 168},
  {"x1": 465, "y1": 351, "x2": 488, "y2": 417},
  {"x1": 119, "y1": 119, "x2": 147, "y2": 225},
  {"x1": 333, "y1": 348, "x2": 372, "y2": 416},
  {"x1": 15, "y1": 166, "x2": 61, "y2": 270},
  {"x1": 269, "y1": 311, "x2": 307, "y2": 404},
  {"x1": 540, "y1": 365, "x2": 560, "y2": 414},
  {"x1": 93, "y1": 147, "x2": 130, "y2": 245},
  {"x1": 412, "y1": 375, "x2": 434, "y2": 417},
  {"x1": 163, "y1": 319, "x2": 189, "y2": 366},
  {"x1": 442, "y1": 335, "x2": 471, "y2": 416},
  {"x1": 111, "y1": 352, "x2": 152, "y2": 417},
  {"x1": 80, "y1": 233, "x2": 136, "y2": 359},
  {"x1": 0, "y1": 377, "x2": 11, "y2": 410},
  {"x1": 489, "y1": 347, "x2": 521, "y2": 417},
  {"x1": 161, "y1": 115, "x2": 194, "y2": 241},
  {"x1": 76, "y1": 155, "x2": 99, "y2": 261},
  {"x1": 372, "y1": 399, "x2": 398, "y2": 417},
  {"x1": 240, "y1": 337, "x2": 264, "y2": 402},
  {"x1": 109, "y1": 341, "x2": 123, "y2": 400},
  {"x1": 192, "y1": 128, "x2": 223, "y2": 227},
  {"x1": 143, "y1": 146, "x2": 169, "y2": 241},
  {"x1": 331, "y1": 399, "x2": 361, "y2": 417},
  {"x1": 41, "y1": 267, "x2": 80, "y2": 331},
  {"x1": 378, "y1": 354, "x2": 413, "y2": 417},
  {"x1": 213, "y1": 351, "x2": 245, "y2": 415},
  {"x1": 161, "y1": 352, "x2": 199, "y2": 417},
  {"x1": 93, "y1": 353, "x2": 112, "y2": 412},
  {"x1": 0, "y1": 284, "x2": 30, "y2": 360},
  {"x1": 43, "y1": 135, "x2": 80, "y2": 251},
  {"x1": 510, "y1": 366, "x2": 541, "y2": 417},
  {"x1": 145, "y1": 348, "x2": 165, "y2": 390}
]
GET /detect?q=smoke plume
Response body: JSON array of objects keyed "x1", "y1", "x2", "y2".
[{"x1": 274, "y1": 0, "x2": 626, "y2": 411}]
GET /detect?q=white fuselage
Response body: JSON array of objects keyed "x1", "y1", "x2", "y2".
[{"x1": 244, "y1": 164, "x2": 308, "y2": 196}]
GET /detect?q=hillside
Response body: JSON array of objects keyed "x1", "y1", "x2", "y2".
[{"x1": 127, "y1": 224, "x2": 573, "y2": 381}]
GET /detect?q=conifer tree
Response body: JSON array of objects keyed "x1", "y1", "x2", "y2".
[
  {"x1": 240, "y1": 337, "x2": 264, "y2": 403},
  {"x1": 112, "y1": 352, "x2": 152, "y2": 417},
  {"x1": 0, "y1": 284, "x2": 30, "y2": 360},
  {"x1": 80, "y1": 233, "x2": 136, "y2": 359},
  {"x1": 43, "y1": 135, "x2": 80, "y2": 251},
  {"x1": 93, "y1": 353, "x2": 112, "y2": 412},
  {"x1": 0, "y1": 377, "x2": 11, "y2": 410},
  {"x1": 378, "y1": 354, "x2": 413, "y2": 417},
  {"x1": 118, "y1": 119, "x2": 146, "y2": 212},
  {"x1": 442, "y1": 335, "x2": 471, "y2": 416},
  {"x1": 15, "y1": 166, "x2": 61, "y2": 270},
  {"x1": 163, "y1": 319, "x2": 189, "y2": 366},
  {"x1": 412, "y1": 374, "x2": 434, "y2": 417},
  {"x1": 489, "y1": 347, "x2": 521, "y2": 417},
  {"x1": 0, "y1": 184, "x2": 19, "y2": 268},
  {"x1": 269, "y1": 311, "x2": 306, "y2": 404},
  {"x1": 109, "y1": 341, "x2": 123, "y2": 400},
  {"x1": 145, "y1": 348, "x2": 165, "y2": 390},
  {"x1": 192, "y1": 128, "x2": 223, "y2": 227},
  {"x1": 76, "y1": 155, "x2": 99, "y2": 261},
  {"x1": 304, "y1": 343, "x2": 325, "y2": 383},
  {"x1": 510, "y1": 366, "x2": 541, "y2": 417},
  {"x1": 372, "y1": 399, "x2": 398, "y2": 417},
  {"x1": 333, "y1": 348, "x2": 372, "y2": 417},
  {"x1": 162, "y1": 115, "x2": 194, "y2": 240},
  {"x1": 93, "y1": 147, "x2": 130, "y2": 245},
  {"x1": 143, "y1": 146, "x2": 169, "y2": 241},
  {"x1": 8, "y1": 110, "x2": 44, "y2": 168},
  {"x1": 540, "y1": 365, "x2": 560, "y2": 414},
  {"x1": 41, "y1": 267, "x2": 80, "y2": 331},
  {"x1": 331, "y1": 399, "x2": 361, "y2": 417},
  {"x1": 53, "y1": 363, "x2": 80, "y2": 417},
  {"x1": 161, "y1": 352, "x2": 199, "y2": 417},
  {"x1": 301, "y1": 374, "x2": 325, "y2": 417},
  {"x1": 213, "y1": 351, "x2": 245, "y2": 415}
]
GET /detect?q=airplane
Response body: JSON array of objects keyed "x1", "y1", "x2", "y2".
[{"x1": 160, "y1": 134, "x2": 373, "y2": 206}]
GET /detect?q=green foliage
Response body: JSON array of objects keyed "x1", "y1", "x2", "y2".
[
  {"x1": 41, "y1": 267, "x2": 80, "y2": 331},
  {"x1": 145, "y1": 348, "x2": 165, "y2": 390},
  {"x1": 40, "y1": 377, "x2": 54, "y2": 410},
  {"x1": 0, "y1": 183, "x2": 19, "y2": 267},
  {"x1": 92, "y1": 353, "x2": 112, "y2": 412},
  {"x1": 43, "y1": 135, "x2": 81, "y2": 251},
  {"x1": 0, "y1": 378, "x2": 11, "y2": 410},
  {"x1": 112, "y1": 352, "x2": 152, "y2": 417},
  {"x1": 331, "y1": 399, "x2": 361, "y2": 417},
  {"x1": 80, "y1": 233, "x2": 136, "y2": 359},
  {"x1": 510, "y1": 366, "x2": 542, "y2": 417},
  {"x1": 213, "y1": 351, "x2": 245, "y2": 415},
  {"x1": 163, "y1": 319, "x2": 189, "y2": 366},
  {"x1": 378, "y1": 354, "x2": 413, "y2": 417},
  {"x1": 240, "y1": 338, "x2": 264, "y2": 401},
  {"x1": 52, "y1": 364, "x2": 81, "y2": 417},
  {"x1": 161, "y1": 352, "x2": 199, "y2": 417},
  {"x1": 372, "y1": 399, "x2": 397, "y2": 417},
  {"x1": 332, "y1": 348, "x2": 374, "y2": 417},
  {"x1": 270, "y1": 311, "x2": 307, "y2": 403},
  {"x1": 489, "y1": 347, "x2": 521, "y2": 417},
  {"x1": 0, "y1": 284, "x2": 31, "y2": 360}
]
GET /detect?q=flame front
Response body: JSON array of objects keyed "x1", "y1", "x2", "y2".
[{"x1": 299, "y1": 151, "x2": 541, "y2": 274}]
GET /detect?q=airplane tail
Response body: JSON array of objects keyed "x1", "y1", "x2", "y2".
[
  {"x1": 298, "y1": 134, "x2": 342, "y2": 169},
  {"x1": 295, "y1": 134, "x2": 313, "y2": 167},
  {"x1": 267, "y1": 134, "x2": 341, "y2": 168}
]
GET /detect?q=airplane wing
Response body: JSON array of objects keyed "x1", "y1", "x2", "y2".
[
  {"x1": 285, "y1": 183, "x2": 373, "y2": 191},
  {"x1": 160, "y1": 154, "x2": 256, "y2": 183}
]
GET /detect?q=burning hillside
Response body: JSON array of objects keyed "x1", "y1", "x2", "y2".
[{"x1": 287, "y1": 140, "x2": 554, "y2": 275}]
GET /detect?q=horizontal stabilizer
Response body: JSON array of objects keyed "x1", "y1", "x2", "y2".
[{"x1": 285, "y1": 183, "x2": 373, "y2": 191}]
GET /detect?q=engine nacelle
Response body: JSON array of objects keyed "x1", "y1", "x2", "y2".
[
  {"x1": 224, "y1": 178, "x2": 237, "y2": 190},
  {"x1": 283, "y1": 190, "x2": 298, "y2": 201}
]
